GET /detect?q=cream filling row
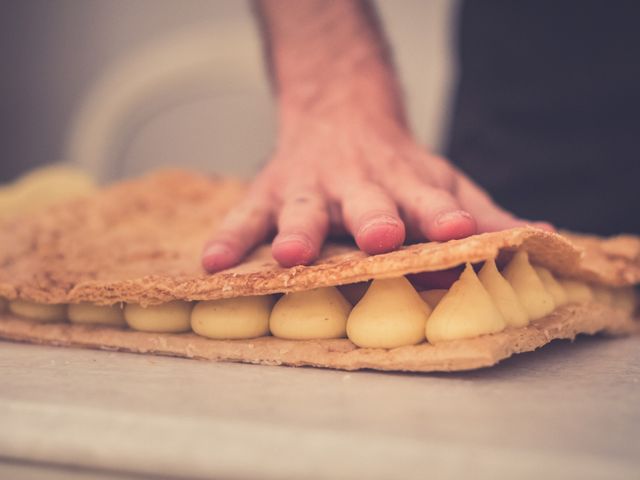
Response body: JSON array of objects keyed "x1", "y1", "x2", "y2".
[{"x1": 1, "y1": 250, "x2": 636, "y2": 348}]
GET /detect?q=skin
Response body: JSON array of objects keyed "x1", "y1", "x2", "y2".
[{"x1": 202, "y1": 0, "x2": 550, "y2": 273}]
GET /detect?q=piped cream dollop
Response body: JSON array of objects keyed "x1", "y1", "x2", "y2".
[
  {"x1": 426, "y1": 264, "x2": 506, "y2": 343},
  {"x1": 502, "y1": 251, "x2": 555, "y2": 320},
  {"x1": 124, "y1": 300, "x2": 193, "y2": 333},
  {"x1": 192, "y1": 295, "x2": 274, "y2": 340},
  {"x1": 9, "y1": 300, "x2": 67, "y2": 323},
  {"x1": 560, "y1": 280, "x2": 594, "y2": 304},
  {"x1": 478, "y1": 259, "x2": 529, "y2": 328},
  {"x1": 68, "y1": 303, "x2": 126, "y2": 326},
  {"x1": 534, "y1": 267, "x2": 568, "y2": 307},
  {"x1": 347, "y1": 277, "x2": 430, "y2": 349},
  {"x1": 270, "y1": 287, "x2": 351, "y2": 340}
]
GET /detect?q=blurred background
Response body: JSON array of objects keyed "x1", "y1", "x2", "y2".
[{"x1": 0, "y1": 0, "x2": 456, "y2": 183}]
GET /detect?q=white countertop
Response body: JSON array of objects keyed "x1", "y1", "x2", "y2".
[{"x1": 1, "y1": 335, "x2": 639, "y2": 480}]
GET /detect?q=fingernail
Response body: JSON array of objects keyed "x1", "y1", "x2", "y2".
[
  {"x1": 435, "y1": 210, "x2": 472, "y2": 225},
  {"x1": 203, "y1": 243, "x2": 231, "y2": 259},
  {"x1": 276, "y1": 233, "x2": 313, "y2": 250},
  {"x1": 358, "y1": 216, "x2": 401, "y2": 236}
]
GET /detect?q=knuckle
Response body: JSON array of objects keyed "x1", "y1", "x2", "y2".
[
  {"x1": 292, "y1": 195, "x2": 311, "y2": 204},
  {"x1": 414, "y1": 186, "x2": 455, "y2": 206},
  {"x1": 282, "y1": 189, "x2": 327, "y2": 214},
  {"x1": 342, "y1": 181, "x2": 387, "y2": 203}
]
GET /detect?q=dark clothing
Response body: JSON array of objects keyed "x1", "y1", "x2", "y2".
[{"x1": 447, "y1": 0, "x2": 640, "y2": 235}]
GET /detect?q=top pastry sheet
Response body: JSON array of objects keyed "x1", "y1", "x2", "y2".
[{"x1": 0, "y1": 170, "x2": 638, "y2": 306}]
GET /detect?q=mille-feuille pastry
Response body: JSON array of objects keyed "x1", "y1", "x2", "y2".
[{"x1": 0, "y1": 170, "x2": 637, "y2": 372}]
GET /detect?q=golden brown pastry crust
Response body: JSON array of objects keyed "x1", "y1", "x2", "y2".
[
  {"x1": 0, "y1": 303, "x2": 636, "y2": 372},
  {"x1": 0, "y1": 170, "x2": 638, "y2": 372},
  {"x1": 0, "y1": 170, "x2": 638, "y2": 306}
]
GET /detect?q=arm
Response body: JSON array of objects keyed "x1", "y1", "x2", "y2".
[
  {"x1": 255, "y1": 0, "x2": 404, "y2": 122},
  {"x1": 203, "y1": 0, "x2": 537, "y2": 272}
]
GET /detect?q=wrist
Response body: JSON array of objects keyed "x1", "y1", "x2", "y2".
[
  {"x1": 277, "y1": 72, "x2": 407, "y2": 129},
  {"x1": 276, "y1": 100, "x2": 412, "y2": 153},
  {"x1": 286, "y1": 58, "x2": 404, "y2": 112}
]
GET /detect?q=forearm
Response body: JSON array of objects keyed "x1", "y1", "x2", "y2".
[{"x1": 255, "y1": 0, "x2": 406, "y2": 123}]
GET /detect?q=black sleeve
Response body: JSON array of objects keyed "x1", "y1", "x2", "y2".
[{"x1": 446, "y1": 0, "x2": 640, "y2": 235}]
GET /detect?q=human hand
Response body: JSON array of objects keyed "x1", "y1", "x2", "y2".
[{"x1": 202, "y1": 107, "x2": 550, "y2": 272}]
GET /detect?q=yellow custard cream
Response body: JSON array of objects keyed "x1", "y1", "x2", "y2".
[
  {"x1": 270, "y1": 287, "x2": 352, "y2": 340},
  {"x1": 502, "y1": 251, "x2": 555, "y2": 320},
  {"x1": 124, "y1": 300, "x2": 193, "y2": 333},
  {"x1": 478, "y1": 260, "x2": 529, "y2": 328},
  {"x1": 9, "y1": 300, "x2": 67, "y2": 323},
  {"x1": 3, "y1": 248, "x2": 636, "y2": 347},
  {"x1": 560, "y1": 280, "x2": 594, "y2": 304},
  {"x1": 68, "y1": 303, "x2": 126, "y2": 327},
  {"x1": 534, "y1": 267, "x2": 568, "y2": 307},
  {"x1": 426, "y1": 264, "x2": 506, "y2": 343},
  {"x1": 192, "y1": 295, "x2": 274, "y2": 340},
  {"x1": 348, "y1": 277, "x2": 431, "y2": 348}
]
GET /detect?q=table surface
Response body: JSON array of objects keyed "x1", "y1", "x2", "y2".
[{"x1": 1, "y1": 334, "x2": 639, "y2": 480}]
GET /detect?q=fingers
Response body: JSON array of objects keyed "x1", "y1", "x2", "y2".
[
  {"x1": 453, "y1": 172, "x2": 554, "y2": 233},
  {"x1": 405, "y1": 150, "x2": 457, "y2": 191},
  {"x1": 202, "y1": 192, "x2": 274, "y2": 272},
  {"x1": 202, "y1": 146, "x2": 539, "y2": 275},
  {"x1": 271, "y1": 189, "x2": 329, "y2": 267},
  {"x1": 382, "y1": 167, "x2": 477, "y2": 242},
  {"x1": 399, "y1": 149, "x2": 555, "y2": 236},
  {"x1": 410, "y1": 188, "x2": 477, "y2": 241},
  {"x1": 340, "y1": 183, "x2": 405, "y2": 254}
]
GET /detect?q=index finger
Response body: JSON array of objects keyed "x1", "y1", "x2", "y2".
[{"x1": 202, "y1": 193, "x2": 274, "y2": 272}]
